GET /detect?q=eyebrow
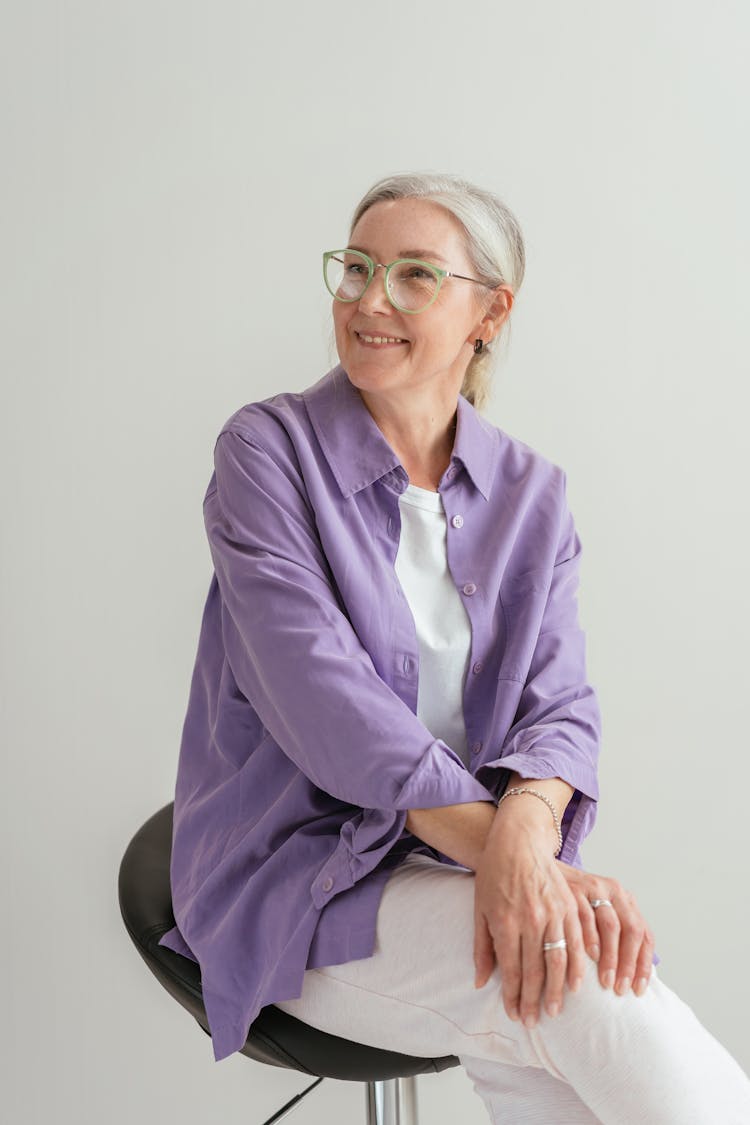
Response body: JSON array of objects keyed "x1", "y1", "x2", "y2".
[{"x1": 348, "y1": 244, "x2": 449, "y2": 265}]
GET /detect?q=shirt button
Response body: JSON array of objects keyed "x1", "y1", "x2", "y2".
[
  {"x1": 451, "y1": 514, "x2": 464, "y2": 528},
  {"x1": 446, "y1": 465, "x2": 456, "y2": 477},
  {"x1": 321, "y1": 876, "x2": 334, "y2": 892},
  {"x1": 472, "y1": 660, "x2": 483, "y2": 674},
  {"x1": 462, "y1": 582, "x2": 477, "y2": 596},
  {"x1": 471, "y1": 741, "x2": 483, "y2": 755},
  {"x1": 403, "y1": 655, "x2": 413, "y2": 674}
]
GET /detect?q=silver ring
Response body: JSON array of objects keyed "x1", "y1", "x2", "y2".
[
  {"x1": 589, "y1": 899, "x2": 613, "y2": 909},
  {"x1": 542, "y1": 938, "x2": 568, "y2": 951}
]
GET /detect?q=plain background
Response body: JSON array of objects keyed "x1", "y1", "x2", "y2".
[{"x1": 3, "y1": 1, "x2": 748, "y2": 1121}]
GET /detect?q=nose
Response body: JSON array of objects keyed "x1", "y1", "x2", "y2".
[{"x1": 357, "y1": 264, "x2": 393, "y2": 314}]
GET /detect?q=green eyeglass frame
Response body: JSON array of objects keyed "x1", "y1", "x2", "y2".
[{"x1": 322, "y1": 248, "x2": 501, "y2": 314}]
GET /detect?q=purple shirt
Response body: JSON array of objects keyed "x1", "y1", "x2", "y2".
[{"x1": 158, "y1": 362, "x2": 609, "y2": 1063}]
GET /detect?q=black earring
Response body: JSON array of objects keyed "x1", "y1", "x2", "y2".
[{"x1": 473, "y1": 338, "x2": 484, "y2": 354}]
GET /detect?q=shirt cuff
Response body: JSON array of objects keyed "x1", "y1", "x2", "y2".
[
  {"x1": 396, "y1": 739, "x2": 499, "y2": 810},
  {"x1": 475, "y1": 751, "x2": 599, "y2": 805}
]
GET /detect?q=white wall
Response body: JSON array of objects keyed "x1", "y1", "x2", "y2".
[{"x1": 3, "y1": 1, "x2": 748, "y2": 1121}]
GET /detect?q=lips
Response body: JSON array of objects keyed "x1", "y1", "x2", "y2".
[{"x1": 355, "y1": 331, "x2": 408, "y2": 346}]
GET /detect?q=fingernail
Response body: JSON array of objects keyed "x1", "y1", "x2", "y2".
[
  {"x1": 634, "y1": 976, "x2": 649, "y2": 996},
  {"x1": 547, "y1": 1002, "x2": 560, "y2": 1018},
  {"x1": 589, "y1": 944, "x2": 600, "y2": 961},
  {"x1": 602, "y1": 969, "x2": 615, "y2": 989},
  {"x1": 523, "y1": 1013, "x2": 538, "y2": 1029},
  {"x1": 616, "y1": 976, "x2": 631, "y2": 996},
  {"x1": 509, "y1": 1005, "x2": 519, "y2": 1021},
  {"x1": 571, "y1": 976, "x2": 583, "y2": 993}
]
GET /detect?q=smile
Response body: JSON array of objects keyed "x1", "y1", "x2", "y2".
[{"x1": 355, "y1": 331, "x2": 408, "y2": 347}]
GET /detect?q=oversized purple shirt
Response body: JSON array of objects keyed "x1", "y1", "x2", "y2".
[{"x1": 159, "y1": 362, "x2": 610, "y2": 1063}]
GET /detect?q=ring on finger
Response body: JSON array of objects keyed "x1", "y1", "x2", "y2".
[
  {"x1": 542, "y1": 938, "x2": 568, "y2": 951},
  {"x1": 589, "y1": 899, "x2": 613, "y2": 909}
]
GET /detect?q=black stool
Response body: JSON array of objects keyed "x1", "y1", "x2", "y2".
[{"x1": 118, "y1": 803, "x2": 460, "y2": 1124}]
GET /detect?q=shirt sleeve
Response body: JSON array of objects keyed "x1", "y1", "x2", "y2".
[
  {"x1": 204, "y1": 425, "x2": 499, "y2": 814},
  {"x1": 474, "y1": 471, "x2": 601, "y2": 822}
]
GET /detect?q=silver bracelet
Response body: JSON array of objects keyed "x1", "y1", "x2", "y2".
[{"x1": 497, "y1": 786, "x2": 564, "y2": 857}]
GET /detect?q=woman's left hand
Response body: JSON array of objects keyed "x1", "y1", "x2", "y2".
[
  {"x1": 473, "y1": 813, "x2": 656, "y2": 1026},
  {"x1": 473, "y1": 823, "x2": 587, "y2": 1027}
]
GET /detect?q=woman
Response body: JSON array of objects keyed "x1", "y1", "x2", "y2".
[{"x1": 159, "y1": 172, "x2": 750, "y2": 1122}]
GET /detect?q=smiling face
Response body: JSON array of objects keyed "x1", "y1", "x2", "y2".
[{"x1": 332, "y1": 197, "x2": 504, "y2": 406}]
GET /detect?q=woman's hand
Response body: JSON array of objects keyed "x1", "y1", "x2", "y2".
[
  {"x1": 473, "y1": 813, "x2": 587, "y2": 1028},
  {"x1": 554, "y1": 858, "x2": 657, "y2": 1000},
  {"x1": 473, "y1": 807, "x2": 657, "y2": 1027}
]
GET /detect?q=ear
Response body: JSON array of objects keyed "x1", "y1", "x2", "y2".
[{"x1": 469, "y1": 285, "x2": 514, "y2": 347}]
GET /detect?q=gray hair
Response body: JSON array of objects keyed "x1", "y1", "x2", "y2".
[{"x1": 338, "y1": 171, "x2": 526, "y2": 413}]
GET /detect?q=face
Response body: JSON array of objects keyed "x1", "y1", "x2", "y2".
[{"x1": 332, "y1": 197, "x2": 509, "y2": 406}]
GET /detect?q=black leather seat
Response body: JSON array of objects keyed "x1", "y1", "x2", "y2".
[{"x1": 118, "y1": 802, "x2": 460, "y2": 1124}]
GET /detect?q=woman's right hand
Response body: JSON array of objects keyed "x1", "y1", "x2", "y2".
[{"x1": 554, "y1": 858, "x2": 657, "y2": 998}]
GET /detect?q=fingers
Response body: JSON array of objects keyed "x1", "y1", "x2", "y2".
[
  {"x1": 614, "y1": 888, "x2": 656, "y2": 997},
  {"x1": 474, "y1": 859, "x2": 600, "y2": 1026},
  {"x1": 491, "y1": 894, "x2": 587, "y2": 1026},
  {"x1": 495, "y1": 897, "x2": 653, "y2": 1024},
  {"x1": 517, "y1": 911, "x2": 586, "y2": 1026},
  {"x1": 633, "y1": 925, "x2": 657, "y2": 996},
  {"x1": 495, "y1": 928, "x2": 523, "y2": 1022},
  {"x1": 541, "y1": 907, "x2": 586, "y2": 1019},
  {"x1": 574, "y1": 888, "x2": 601, "y2": 964},
  {"x1": 473, "y1": 905, "x2": 497, "y2": 990},
  {"x1": 612, "y1": 889, "x2": 642, "y2": 996},
  {"x1": 591, "y1": 882, "x2": 655, "y2": 998},
  {"x1": 539, "y1": 938, "x2": 567, "y2": 1020},
  {"x1": 562, "y1": 908, "x2": 587, "y2": 996},
  {"x1": 519, "y1": 931, "x2": 548, "y2": 1030},
  {"x1": 592, "y1": 890, "x2": 621, "y2": 991}
]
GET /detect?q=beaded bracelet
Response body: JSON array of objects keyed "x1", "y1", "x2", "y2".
[{"x1": 497, "y1": 786, "x2": 564, "y2": 857}]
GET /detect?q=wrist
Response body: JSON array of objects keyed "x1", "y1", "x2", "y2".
[
  {"x1": 406, "y1": 800, "x2": 498, "y2": 872},
  {"x1": 491, "y1": 790, "x2": 562, "y2": 856}
]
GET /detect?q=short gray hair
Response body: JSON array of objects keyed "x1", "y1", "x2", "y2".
[{"x1": 343, "y1": 171, "x2": 526, "y2": 412}]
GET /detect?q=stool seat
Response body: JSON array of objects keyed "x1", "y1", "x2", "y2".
[{"x1": 118, "y1": 803, "x2": 459, "y2": 1122}]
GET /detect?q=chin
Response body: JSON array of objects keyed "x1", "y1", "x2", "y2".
[{"x1": 346, "y1": 358, "x2": 402, "y2": 380}]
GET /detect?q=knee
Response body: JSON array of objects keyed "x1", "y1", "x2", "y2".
[{"x1": 546, "y1": 953, "x2": 655, "y2": 1039}]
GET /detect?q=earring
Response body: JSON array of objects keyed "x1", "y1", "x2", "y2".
[{"x1": 473, "y1": 338, "x2": 484, "y2": 354}]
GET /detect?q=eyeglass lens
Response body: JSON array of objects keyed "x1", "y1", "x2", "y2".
[{"x1": 325, "y1": 250, "x2": 440, "y2": 312}]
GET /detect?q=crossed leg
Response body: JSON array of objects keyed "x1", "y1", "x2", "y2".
[{"x1": 274, "y1": 852, "x2": 750, "y2": 1124}]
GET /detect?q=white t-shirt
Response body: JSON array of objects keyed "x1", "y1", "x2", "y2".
[{"x1": 394, "y1": 482, "x2": 473, "y2": 768}]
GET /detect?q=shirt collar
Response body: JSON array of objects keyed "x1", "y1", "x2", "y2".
[{"x1": 304, "y1": 364, "x2": 499, "y2": 501}]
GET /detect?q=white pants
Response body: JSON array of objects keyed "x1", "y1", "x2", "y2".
[{"x1": 274, "y1": 851, "x2": 750, "y2": 1124}]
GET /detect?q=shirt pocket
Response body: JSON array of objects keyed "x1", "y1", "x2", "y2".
[{"x1": 498, "y1": 566, "x2": 552, "y2": 681}]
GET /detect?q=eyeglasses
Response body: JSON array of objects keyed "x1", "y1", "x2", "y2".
[{"x1": 322, "y1": 248, "x2": 500, "y2": 314}]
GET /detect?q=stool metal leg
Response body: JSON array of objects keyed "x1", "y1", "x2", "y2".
[{"x1": 365, "y1": 1077, "x2": 419, "y2": 1125}]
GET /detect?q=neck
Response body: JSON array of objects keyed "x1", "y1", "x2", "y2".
[{"x1": 355, "y1": 384, "x2": 459, "y2": 491}]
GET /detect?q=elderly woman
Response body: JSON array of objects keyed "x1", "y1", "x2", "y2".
[{"x1": 159, "y1": 172, "x2": 750, "y2": 1122}]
